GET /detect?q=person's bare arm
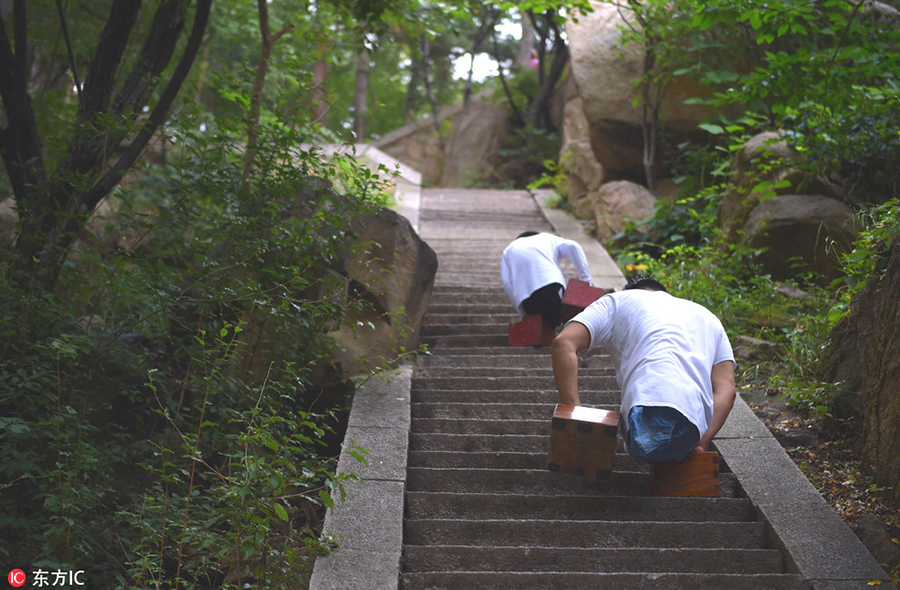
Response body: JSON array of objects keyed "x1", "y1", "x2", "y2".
[
  {"x1": 551, "y1": 321, "x2": 592, "y2": 406},
  {"x1": 695, "y1": 360, "x2": 737, "y2": 451}
]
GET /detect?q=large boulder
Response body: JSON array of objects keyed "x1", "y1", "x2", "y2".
[
  {"x1": 565, "y1": 2, "x2": 715, "y2": 181},
  {"x1": 559, "y1": 79, "x2": 605, "y2": 216},
  {"x1": 372, "y1": 114, "x2": 447, "y2": 187},
  {"x1": 720, "y1": 131, "x2": 842, "y2": 234},
  {"x1": 563, "y1": 138, "x2": 605, "y2": 207},
  {"x1": 329, "y1": 206, "x2": 438, "y2": 375},
  {"x1": 231, "y1": 178, "x2": 437, "y2": 380},
  {"x1": 817, "y1": 236, "x2": 900, "y2": 506},
  {"x1": 590, "y1": 180, "x2": 658, "y2": 245},
  {"x1": 439, "y1": 97, "x2": 512, "y2": 187},
  {"x1": 743, "y1": 194, "x2": 859, "y2": 282}
]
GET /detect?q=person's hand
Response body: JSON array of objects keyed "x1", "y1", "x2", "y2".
[{"x1": 693, "y1": 444, "x2": 706, "y2": 453}]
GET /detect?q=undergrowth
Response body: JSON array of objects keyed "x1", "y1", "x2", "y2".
[{"x1": 0, "y1": 111, "x2": 404, "y2": 588}]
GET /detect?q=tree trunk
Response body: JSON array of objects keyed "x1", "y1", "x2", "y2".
[
  {"x1": 419, "y1": 36, "x2": 443, "y2": 148},
  {"x1": 514, "y1": 12, "x2": 535, "y2": 70},
  {"x1": 354, "y1": 46, "x2": 370, "y2": 141},
  {"x1": 0, "y1": 0, "x2": 212, "y2": 292},
  {"x1": 243, "y1": 0, "x2": 293, "y2": 181},
  {"x1": 526, "y1": 15, "x2": 567, "y2": 132},
  {"x1": 817, "y1": 236, "x2": 900, "y2": 507},
  {"x1": 311, "y1": 58, "x2": 329, "y2": 124},
  {"x1": 640, "y1": 47, "x2": 660, "y2": 194}
]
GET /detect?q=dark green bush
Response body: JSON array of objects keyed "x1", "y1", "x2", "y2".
[{"x1": 0, "y1": 113, "x2": 392, "y2": 588}]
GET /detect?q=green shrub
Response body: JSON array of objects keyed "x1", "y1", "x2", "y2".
[{"x1": 0, "y1": 111, "x2": 394, "y2": 587}]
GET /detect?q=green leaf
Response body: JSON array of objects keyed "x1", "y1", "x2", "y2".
[
  {"x1": 699, "y1": 124, "x2": 725, "y2": 135},
  {"x1": 274, "y1": 502, "x2": 289, "y2": 522}
]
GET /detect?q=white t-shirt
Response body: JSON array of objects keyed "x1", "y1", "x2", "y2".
[
  {"x1": 571, "y1": 289, "x2": 734, "y2": 437},
  {"x1": 501, "y1": 233, "x2": 592, "y2": 316}
]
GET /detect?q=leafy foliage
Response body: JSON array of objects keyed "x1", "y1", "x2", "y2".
[
  {"x1": 0, "y1": 96, "x2": 394, "y2": 586},
  {"x1": 685, "y1": 0, "x2": 900, "y2": 200}
]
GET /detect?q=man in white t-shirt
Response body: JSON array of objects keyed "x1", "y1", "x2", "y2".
[
  {"x1": 550, "y1": 275, "x2": 736, "y2": 463},
  {"x1": 501, "y1": 231, "x2": 593, "y2": 328}
]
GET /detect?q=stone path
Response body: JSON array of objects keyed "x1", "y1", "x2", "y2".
[{"x1": 310, "y1": 188, "x2": 894, "y2": 590}]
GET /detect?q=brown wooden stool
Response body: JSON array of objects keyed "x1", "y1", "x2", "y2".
[
  {"x1": 561, "y1": 279, "x2": 607, "y2": 322},
  {"x1": 508, "y1": 314, "x2": 555, "y2": 347},
  {"x1": 649, "y1": 450, "x2": 720, "y2": 497},
  {"x1": 547, "y1": 404, "x2": 620, "y2": 479}
]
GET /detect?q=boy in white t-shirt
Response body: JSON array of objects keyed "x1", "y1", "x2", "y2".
[
  {"x1": 501, "y1": 231, "x2": 593, "y2": 328},
  {"x1": 550, "y1": 275, "x2": 736, "y2": 463}
]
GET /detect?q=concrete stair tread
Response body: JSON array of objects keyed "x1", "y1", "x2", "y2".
[
  {"x1": 399, "y1": 572, "x2": 806, "y2": 590},
  {"x1": 401, "y1": 545, "x2": 787, "y2": 574},
  {"x1": 412, "y1": 366, "x2": 615, "y2": 377},
  {"x1": 409, "y1": 391, "x2": 618, "y2": 404},
  {"x1": 411, "y1": 376, "x2": 616, "y2": 390},
  {"x1": 409, "y1": 403, "x2": 618, "y2": 420},
  {"x1": 405, "y1": 492, "x2": 754, "y2": 522},
  {"x1": 406, "y1": 467, "x2": 738, "y2": 497},
  {"x1": 403, "y1": 518, "x2": 770, "y2": 549},
  {"x1": 407, "y1": 449, "x2": 649, "y2": 470},
  {"x1": 409, "y1": 416, "x2": 616, "y2": 435}
]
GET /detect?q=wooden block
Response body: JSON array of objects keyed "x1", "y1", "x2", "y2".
[
  {"x1": 508, "y1": 314, "x2": 555, "y2": 347},
  {"x1": 547, "y1": 404, "x2": 620, "y2": 479},
  {"x1": 561, "y1": 279, "x2": 607, "y2": 322},
  {"x1": 649, "y1": 450, "x2": 720, "y2": 497}
]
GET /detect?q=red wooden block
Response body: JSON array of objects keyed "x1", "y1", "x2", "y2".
[
  {"x1": 547, "y1": 404, "x2": 620, "y2": 479},
  {"x1": 649, "y1": 450, "x2": 721, "y2": 497},
  {"x1": 508, "y1": 314, "x2": 555, "y2": 347},
  {"x1": 561, "y1": 279, "x2": 607, "y2": 322}
]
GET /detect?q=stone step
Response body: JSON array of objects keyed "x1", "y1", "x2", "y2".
[
  {"x1": 407, "y1": 449, "x2": 648, "y2": 472},
  {"x1": 410, "y1": 402, "x2": 566, "y2": 421},
  {"x1": 430, "y1": 262, "x2": 504, "y2": 272},
  {"x1": 407, "y1": 467, "x2": 653, "y2": 496},
  {"x1": 399, "y1": 571, "x2": 805, "y2": 590},
  {"x1": 403, "y1": 518, "x2": 769, "y2": 550},
  {"x1": 423, "y1": 303, "x2": 513, "y2": 316},
  {"x1": 406, "y1": 466, "x2": 737, "y2": 498},
  {"x1": 411, "y1": 417, "x2": 554, "y2": 435},
  {"x1": 430, "y1": 283, "x2": 509, "y2": 293},
  {"x1": 407, "y1": 491, "x2": 754, "y2": 522},
  {"x1": 402, "y1": 545, "x2": 787, "y2": 575},
  {"x1": 412, "y1": 366, "x2": 615, "y2": 378},
  {"x1": 411, "y1": 375, "x2": 617, "y2": 391},
  {"x1": 409, "y1": 432, "x2": 550, "y2": 453},
  {"x1": 410, "y1": 416, "x2": 621, "y2": 436},
  {"x1": 420, "y1": 312, "x2": 520, "y2": 324},
  {"x1": 413, "y1": 396, "x2": 621, "y2": 410},
  {"x1": 415, "y1": 352, "x2": 611, "y2": 368},
  {"x1": 426, "y1": 293, "x2": 513, "y2": 305},
  {"x1": 409, "y1": 450, "x2": 545, "y2": 470},
  {"x1": 420, "y1": 334, "x2": 511, "y2": 348},
  {"x1": 411, "y1": 398, "x2": 615, "y2": 413},
  {"x1": 420, "y1": 322, "x2": 518, "y2": 337},
  {"x1": 415, "y1": 346, "x2": 556, "y2": 357}
]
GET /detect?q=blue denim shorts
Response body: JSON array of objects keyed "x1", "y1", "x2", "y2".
[{"x1": 626, "y1": 405, "x2": 700, "y2": 464}]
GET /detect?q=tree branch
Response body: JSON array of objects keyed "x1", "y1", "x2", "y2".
[
  {"x1": 113, "y1": 0, "x2": 187, "y2": 118},
  {"x1": 55, "y1": 0, "x2": 82, "y2": 94},
  {"x1": 80, "y1": 0, "x2": 213, "y2": 213},
  {"x1": 77, "y1": 0, "x2": 141, "y2": 121},
  {"x1": 0, "y1": 1, "x2": 47, "y2": 204}
]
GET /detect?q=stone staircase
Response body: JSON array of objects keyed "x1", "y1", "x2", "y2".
[
  {"x1": 401, "y1": 189, "x2": 804, "y2": 589},
  {"x1": 309, "y1": 187, "x2": 894, "y2": 590}
]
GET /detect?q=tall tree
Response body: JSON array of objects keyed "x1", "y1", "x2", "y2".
[{"x1": 0, "y1": 0, "x2": 212, "y2": 293}]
